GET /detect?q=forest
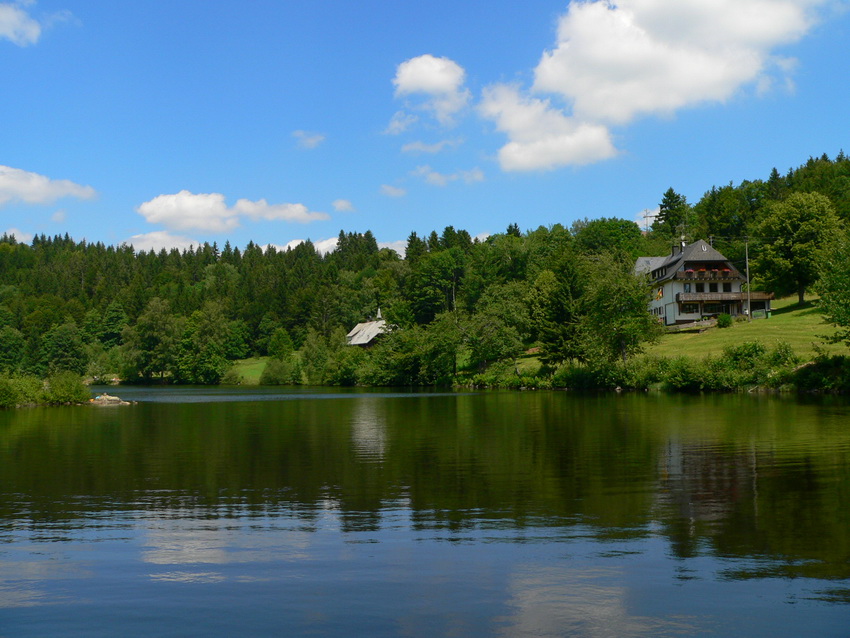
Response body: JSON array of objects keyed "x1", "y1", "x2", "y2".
[{"x1": 1, "y1": 151, "x2": 850, "y2": 396}]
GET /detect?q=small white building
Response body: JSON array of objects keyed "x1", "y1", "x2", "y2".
[{"x1": 635, "y1": 239, "x2": 773, "y2": 326}]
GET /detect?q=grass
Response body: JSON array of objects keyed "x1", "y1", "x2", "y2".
[
  {"x1": 228, "y1": 357, "x2": 268, "y2": 385},
  {"x1": 644, "y1": 296, "x2": 844, "y2": 361}
]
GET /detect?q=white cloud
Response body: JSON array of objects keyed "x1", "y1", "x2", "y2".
[
  {"x1": 0, "y1": 165, "x2": 96, "y2": 206},
  {"x1": 3, "y1": 227, "x2": 33, "y2": 243},
  {"x1": 384, "y1": 110, "x2": 418, "y2": 135},
  {"x1": 233, "y1": 198, "x2": 327, "y2": 223},
  {"x1": 0, "y1": 2, "x2": 41, "y2": 46},
  {"x1": 401, "y1": 139, "x2": 462, "y2": 154},
  {"x1": 482, "y1": 0, "x2": 827, "y2": 171},
  {"x1": 411, "y1": 165, "x2": 484, "y2": 187},
  {"x1": 380, "y1": 184, "x2": 406, "y2": 198},
  {"x1": 332, "y1": 199, "x2": 355, "y2": 212},
  {"x1": 136, "y1": 190, "x2": 328, "y2": 233},
  {"x1": 479, "y1": 85, "x2": 617, "y2": 171},
  {"x1": 292, "y1": 130, "x2": 326, "y2": 149},
  {"x1": 534, "y1": 0, "x2": 818, "y2": 124},
  {"x1": 125, "y1": 230, "x2": 198, "y2": 253},
  {"x1": 51, "y1": 209, "x2": 66, "y2": 223},
  {"x1": 392, "y1": 54, "x2": 471, "y2": 125}
]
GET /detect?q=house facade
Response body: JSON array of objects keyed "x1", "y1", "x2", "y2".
[{"x1": 635, "y1": 239, "x2": 773, "y2": 326}]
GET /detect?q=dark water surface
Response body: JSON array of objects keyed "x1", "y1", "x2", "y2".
[{"x1": 2, "y1": 388, "x2": 849, "y2": 636}]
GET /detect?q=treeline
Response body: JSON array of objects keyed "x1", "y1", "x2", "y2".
[{"x1": 0, "y1": 151, "x2": 849, "y2": 388}]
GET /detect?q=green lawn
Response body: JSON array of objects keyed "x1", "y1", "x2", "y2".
[
  {"x1": 644, "y1": 296, "x2": 844, "y2": 360},
  {"x1": 228, "y1": 357, "x2": 268, "y2": 385}
]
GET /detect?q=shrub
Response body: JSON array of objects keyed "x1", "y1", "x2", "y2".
[
  {"x1": 259, "y1": 357, "x2": 301, "y2": 385},
  {"x1": 721, "y1": 341, "x2": 767, "y2": 368},
  {"x1": 792, "y1": 354, "x2": 850, "y2": 392},
  {"x1": 767, "y1": 341, "x2": 799, "y2": 367},
  {"x1": 44, "y1": 371, "x2": 90, "y2": 404},
  {"x1": 717, "y1": 313, "x2": 733, "y2": 328},
  {"x1": 0, "y1": 377, "x2": 17, "y2": 408},
  {"x1": 220, "y1": 368, "x2": 245, "y2": 385}
]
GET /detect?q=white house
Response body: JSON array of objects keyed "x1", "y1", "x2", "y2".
[{"x1": 635, "y1": 239, "x2": 773, "y2": 326}]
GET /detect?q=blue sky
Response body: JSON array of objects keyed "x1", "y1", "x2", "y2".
[{"x1": 2, "y1": 0, "x2": 849, "y2": 255}]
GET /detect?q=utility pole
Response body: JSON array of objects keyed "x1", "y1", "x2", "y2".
[{"x1": 745, "y1": 236, "x2": 752, "y2": 322}]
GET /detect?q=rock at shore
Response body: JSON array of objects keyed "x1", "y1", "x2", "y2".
[{"x1": 90, "y1": 393, "x2": 132, "y2": 406}]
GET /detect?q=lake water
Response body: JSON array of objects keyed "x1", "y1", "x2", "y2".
[{"x1": 1, "y1": 388, "x2": 849, "y2": 636}]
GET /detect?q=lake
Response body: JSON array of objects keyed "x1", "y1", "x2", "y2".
[{"x1": 1, "y1": 388, "x2": 849, "y2": 636}]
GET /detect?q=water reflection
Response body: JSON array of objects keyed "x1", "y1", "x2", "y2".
[{"x1": 2, "y1": 390, "x2": 850, "y2": 635}]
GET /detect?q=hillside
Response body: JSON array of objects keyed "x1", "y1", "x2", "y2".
[{"x1": 644, "y1": 296, "x2": 844, "y2": 361}]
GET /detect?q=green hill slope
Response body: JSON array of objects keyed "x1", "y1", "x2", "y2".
[{"x1": 644, "y1": 296, "x2": 844, "y2": 361}]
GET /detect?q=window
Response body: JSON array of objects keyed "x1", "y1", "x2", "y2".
[
  {"x1": 723, "y1": 282, "x2": 732, "y2": 292},
  {"x1": 682, "y1": 303, "x2": 699, "y2": 314},
  {"x1": 696, "y1": 283, "x2": 704, "y2": 293},
  {"x1": 684, "y1": 283, "x2": 691, "y2": 293},
  {"x1": 709, "y1": 283, "x2": 718, "y2": 293}
]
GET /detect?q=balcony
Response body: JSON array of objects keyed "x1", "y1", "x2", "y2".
[
  {"x1": 677, "y1": 291, "x2": 775, "y2": 303},
  {"x1": 674, "y1": 269, "x2": 740, "y2": 281}
]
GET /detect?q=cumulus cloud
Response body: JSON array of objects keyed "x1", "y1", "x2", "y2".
[
  {"x1": 392, "y1": 54, "x2": 471, "y2": 125},
  {"x1": 3, "y1": 227, "x2": 33, "y2": 243},
  {"x1": 332, "y1": 199, "x2": 355, "y2": 212},
  {"x1": 380, "y1": 184, "x2": 406, "y2": 198},
  {"x1": 0, "y1": 1, "x2": 41, "y2": 45},
  {"x1": 292, "y1": 130, "x2": 326, "y2": 149},
  {"x1": 482, "y1": 0, "x2": 827, "y2": 171},
  {"x1": 0, "y1": 165, "x2": 96, "y2": 206},
  {"x1": 411, "y1": 165, "x2": 484, "y2": 187},
  {"x1": 126, "y1": 230, "x2": 199, "y2": 253},
  {"x1": 479, "y1": 85, "x2": 617, "y2": 170},
  {"x1": 401, "y1": 138, "x2": 463, "y2": 154},
  {"x1": 534, "y1": 0, "x2": 817, "y2": 124},
  {"x1": 136, "y1": 190, "x2": 329, "y2": 233}
]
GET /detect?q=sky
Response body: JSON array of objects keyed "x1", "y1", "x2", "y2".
[{"x1": 2, "y1": 0, "x2": 849, "y2": 256}]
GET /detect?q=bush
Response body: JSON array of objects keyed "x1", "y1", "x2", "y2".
[
  {"x1": 717, "y1": 313, "x2": 733, "y2": 328},
  {"x1": 792, "y1": 354, "x2": 850, "y2": 392},
  {"x1": 220, "y1": 368, "x2": 245, "y2": 385},
  {"x1": 0, "y1": 377, "x2": 17, "y2": 408},
  {"x1": 0, "y1": 375, "x2": 45, "y2": 407},
  {"x1": 44, "y1": 371, "x2": 91, "y2": 404},
  {"x1": 259, "y1": 357, "x2": 301, "y2": 385}
]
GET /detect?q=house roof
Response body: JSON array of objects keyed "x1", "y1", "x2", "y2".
[
  {"x1": 636, "y1": 239, "x2": 739, "y2": 281},
  {"x1": 634, "y1": 256, "x2": 666, "y2": 276},
  {"x1": 346, "y1": 318, "x2": 387, "y2": 346},
  {"x1": 660, "y1": 239, "x2": 729, "y2": 269}
]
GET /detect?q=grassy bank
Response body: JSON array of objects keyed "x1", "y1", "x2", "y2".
[{"x1": 645, "y1": 296, "x2": 842, "y2": 360}]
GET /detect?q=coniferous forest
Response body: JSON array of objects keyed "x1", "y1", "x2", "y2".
[{"x1": 2, "y1": 152, "x2": 850, "y2": 396}]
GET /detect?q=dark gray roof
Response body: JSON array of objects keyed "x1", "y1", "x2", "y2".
[
  {"x1": 635, "y1": 239, "x2": 739, "y2": 281},
  {"x1": 660, "y1": 239, "x2": 729, "y2": 269}
]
